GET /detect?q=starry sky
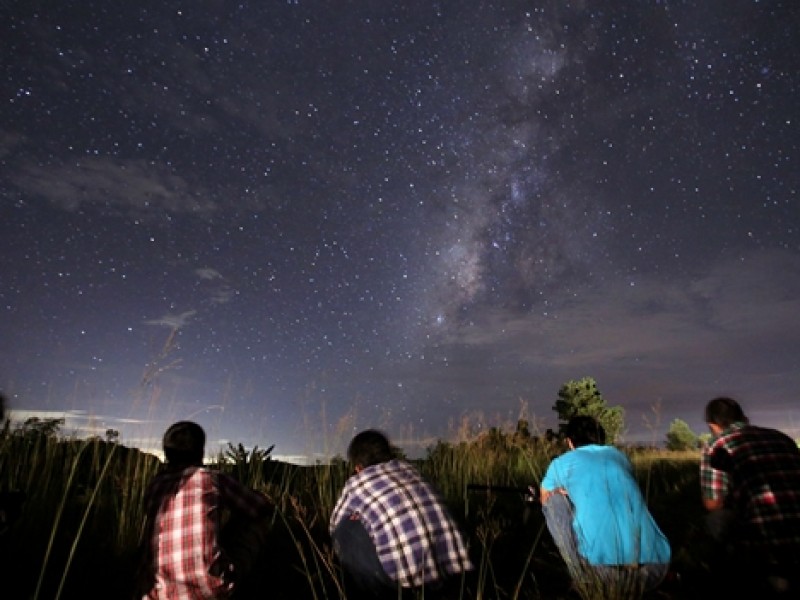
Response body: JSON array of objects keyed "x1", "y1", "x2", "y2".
[{"x1": 2, "y1": 1, "x2": 799, "y2": 462}]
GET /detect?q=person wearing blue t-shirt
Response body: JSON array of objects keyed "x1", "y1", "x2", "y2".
[{"x1": 538, "y1": 416, "x2": 671, "y2": 596}]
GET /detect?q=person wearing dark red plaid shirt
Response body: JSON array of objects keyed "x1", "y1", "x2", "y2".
[
  {"x1": 330, "y1": 429, "x2": 473, "y2": 599},
  {"x1": 701, "y1": 397, "x2": 800, "y2": 595},
  {"x1": 137, "y1": 421, "x2": 272, "y2": 600}
]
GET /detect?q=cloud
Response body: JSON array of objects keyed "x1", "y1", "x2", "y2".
[
  {"x1": 10, "y1": 157, "x2": 218, "y2": 216},
  {"x1": 195, "y1": 268, "x2": 236, "y2": 305},
  {"x1": 440, "y1": 249, "x2": 799, "y2": 364},
  {"x1": 408, "y1": 248, "x2": 800, "y2": 433},
  {"x1": 209, "y1": 288, "x2": 236, "y2": 305},
  {"x1": 196, "y1": 268, "x2": 223, "y2": 280},
  {"x1": 6, "y1": 409, "x2": 150, "y2": 439},
  {"x1": 144, "y1": 310, "x2": 197, "y2": 330}
]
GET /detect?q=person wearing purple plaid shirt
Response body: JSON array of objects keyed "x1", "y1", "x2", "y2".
[
  {"x1": 330, "y1": 429, "x2": 473, "y2": 599},
  {"x1": 137, "y1": 421, "x2": 272, "y2": 600},
  {"x1": 701, "y1": 397, "x2": 800, "y2": 595}
]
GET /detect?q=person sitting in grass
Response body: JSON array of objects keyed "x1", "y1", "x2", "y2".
[
  {"x1": 330, "y1": 429, "x2": 473, "y2": 599},
  {"x1": 137, "y1": 421, "x2": 272, "y2": 600},
  {"x1": 538, "y1": 415, "x2": 671, "y2": 597},
  {"x1": 701, "y1": 396, "x2": 800, "y2": 595}
]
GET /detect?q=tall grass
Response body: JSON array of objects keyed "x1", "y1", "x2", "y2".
[
  {"x1": 0, "y1": 421, "x2": 702, "y2": 599},
  {"x1": 0, "y1": 429, "x2": 161, "y2": 599}
]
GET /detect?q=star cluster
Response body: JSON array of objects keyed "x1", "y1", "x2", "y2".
[{"x1": 2, "y1": 1, "x2": 798, "y2": 460}]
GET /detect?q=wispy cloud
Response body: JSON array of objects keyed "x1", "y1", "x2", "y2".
[
  {"x1": 405, "y1": 248, "x2": 800, "y2": 437},
  {"x1": 144, "y1": 310, "x2": 197, "y2": 329},
  {"x1": 438, "y1": 249, "x2": 800, "y2": 370},
  {"x1": 195, "y1": 268, "x2": 236, "y2": 305},
  {"x1": 7, "y1": 408, "x2": 150, "y2": 437},
  {"x1": 10, "y1": 157, "x2": 218, "y2": 216},
  {"x1": 196, "y1": 268, "x2": 223, "y2": 280}
]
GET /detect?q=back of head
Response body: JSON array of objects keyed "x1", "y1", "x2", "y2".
[
  {"x1": 704, "y1": 397, "x2": 749, "y2": 428},
  {"x1": 565, "y1": 416, "x2": 606, "y2": 447},
  {"x1": 347, "y1": 429, "x2": 393, "y2": 468},
  {"x1": 163, "y1": 421, "x2": 206, "y2": 467}
]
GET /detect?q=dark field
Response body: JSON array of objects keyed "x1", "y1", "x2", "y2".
[{"x1": 0, "y1": 439, "x2": 792, "y2": 599}]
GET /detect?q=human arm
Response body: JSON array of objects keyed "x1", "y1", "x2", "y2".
[
  {"x1": 702, "y1": 496, "x2": 725, "y2": 511},
  {"x1": 217, "y1": 472, "x2": 273, "y2": 519},
  {"x1": 329, "y1": 491, "x2": 347, "y2": 534},
  {"x1": 329, "y1": 476, "x2": 362, "y2": 535},
  {"x1": 539, "y1": 486, "x2": 568, "y2": 505},
  {"x1": 699, "y1": 442, "x2": 730, "y2": 512},
  {"x1": 539, "y1": 455, "x2": 568, "y2": 506}
]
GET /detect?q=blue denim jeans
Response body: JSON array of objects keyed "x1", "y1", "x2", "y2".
[
  {"x1": 542, "y1": 493, "x2": 668, "y2": 593},
  {"x1": 333, "y1": 517, "x2": 398, "y2": 598}
]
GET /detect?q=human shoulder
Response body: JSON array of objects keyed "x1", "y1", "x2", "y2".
[
  {"x1": 759, "y1": 424, "x2": 797, "y2": 441},
  {"x1": 341, "y1": 460, "x2": 396, "y2": 500},
  {"x1": 572, "y1": 443, "x2": 617, "y2": 458},
  {"x1": 710, "y1": 422, "x2": 745, "y2": 447},
  {"x1": 347, "y1": 459, "x2": 392, "y2": 485},
  {"x1": 720, "y1": 421, "x2": 747, "y2": 436},
  {"x1": 753, "y1": 425, "x2": 800, "y2": 453},
  {"x1": 389, "y1": 457, "x2": 420, "y2": 474},
  {"x1": 363, "y1": 457, "x2": 415, "y2": 475},
  {"x1": 545, "y1": 446, "x2": 581, "y2": 473},
  {"x1": 717, "y1": 422, "x2": 787, "y2": 446},
  {"x1": 150, "y1": 463, "x2": 198, "y2": 484}
]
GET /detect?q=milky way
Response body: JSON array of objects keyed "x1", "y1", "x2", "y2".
[{"x1": 2, "y1": 1, "x2": 798, "y2": 460}]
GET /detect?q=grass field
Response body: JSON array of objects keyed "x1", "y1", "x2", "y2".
[{"x1": 0, "y1": 428, "x2": 728, "y2": 600}]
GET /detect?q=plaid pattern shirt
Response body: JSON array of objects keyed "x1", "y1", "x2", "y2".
[
  {"x1": 700, "y1": 422, "x2": 800, "y2": 560},
  {"x1": 142, "y1": 465, "x2": 270, "y2": 600},
  {"x1": 330, "y1": 459, "x2": 472, "y2": 588}
]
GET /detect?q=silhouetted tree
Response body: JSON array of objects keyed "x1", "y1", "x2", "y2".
[
  {"x1": 552, "y1": 377, "x2": 625, "y2": 444},
  {"x1": 15, "y1": 416, "x2": 65, "y2": 439},
  {"x1": 665, "y1": 418, "x2": 698, "y2": 450}
]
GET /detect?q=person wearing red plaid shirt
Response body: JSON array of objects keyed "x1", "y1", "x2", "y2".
[
  {"x1": 701, "y1": 397, "x2": 800, "y2": 596},
  {"x1": 330, "y1": 429, "x2": 473, "y2": 599},
  {"x1": 136, "y1": 421, "x2": 272, "y2": 600}
]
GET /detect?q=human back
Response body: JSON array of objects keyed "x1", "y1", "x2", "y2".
[
  {"x1": 144, "y1": 465, "x2": 230, "y2": 598},
  {"x1": 138, "y1": 421, "x2": 271, "y2": 600},
  {"x1": 708, "y1": 422, "x2": 800, "y2": 555},
  {"x1": 542, "y1": 443, "x2": 670, "y2": 566},
  {"x1": 329, "y1": 429, "x2": 473, "y2": 597},
  {"x1": 701, "y1": 396, "x2": 800, "y2": 594},
  {"x1": 336, "y1": 457, "x2": 469, "y2": 587}
]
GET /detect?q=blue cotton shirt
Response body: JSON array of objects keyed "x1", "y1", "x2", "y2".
[{"x1": 541, "y1": 444, "x2": 671, "y2": 566}]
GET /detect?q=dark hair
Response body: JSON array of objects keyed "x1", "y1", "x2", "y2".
[
  {"x1": 704, "y1": 397, "x2": 749, "y2": 428},
  {"x1": 163, "y1": 421, "x2": 205, "y2": 466},
  {"x1": 565, "y1": 416, "x2": 606, "y2": 447},
  {"x1": 347, "y1": 429, "x2": 393, "y2": 468}
]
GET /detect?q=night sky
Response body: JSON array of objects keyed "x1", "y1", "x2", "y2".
[{"x1": 2, "y1": 1, "x2": 799, "y2": 462}]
